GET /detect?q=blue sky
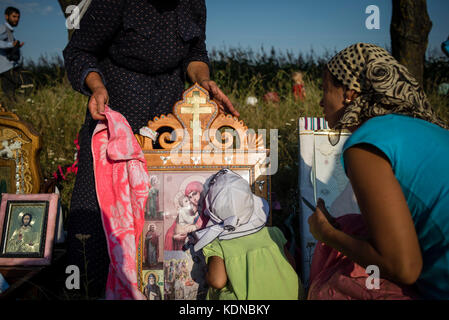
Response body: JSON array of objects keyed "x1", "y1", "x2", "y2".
[{"x1": 3, "y1": 0, "x2": 449, "y2": 63}]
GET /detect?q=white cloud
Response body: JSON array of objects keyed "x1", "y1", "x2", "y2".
[
  {"x1": 41, "y1": 5, "x2": 54, "y2": 15},
  {"x1": 3, "y1": 1, "x2": 55, "y2": 16}
]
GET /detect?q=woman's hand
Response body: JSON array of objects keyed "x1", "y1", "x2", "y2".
[
  {"x1": 88, "y1": 86, "x2": 108, "y2": 121},
  {"x1": 308, "y1": 198, "x2": 339, "y2": 243},
  {"x1": 186, "y1": 61, "x2": 239, "y2": 117},
  {"x1": 200, "y1": 80, "x2": 240, "y2": 117},
  {"x1": 86, "y1": 71, "x2": 108, "y2": 121}
]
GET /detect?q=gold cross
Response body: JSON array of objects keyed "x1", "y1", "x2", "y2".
[{"x1": 181, "y1": 91, "x2": 212, "y2": 149}]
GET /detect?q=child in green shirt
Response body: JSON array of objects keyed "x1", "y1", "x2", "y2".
[{"x1": 191, "y1": 169, "x2": 303, "y2": 300}]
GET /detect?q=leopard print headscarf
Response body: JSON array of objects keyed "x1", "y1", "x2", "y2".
[{"x1": 327, "y1": 43, "x2": 448, "y2": 130}]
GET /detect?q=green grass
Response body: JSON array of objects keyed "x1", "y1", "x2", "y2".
[
  {"x1": 0, "y1": 50, "x2": 447, "y2": 232},
  {"x1": 1, "y1": 78, "x2": 87, "y2": 217}
]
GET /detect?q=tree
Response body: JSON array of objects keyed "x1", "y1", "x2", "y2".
[{"x1": 390, "y1": 0, "x2": 432, "y2": 85}]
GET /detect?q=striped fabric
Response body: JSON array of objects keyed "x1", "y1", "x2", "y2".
[{"x1": 299, "y1": 117, "x2": 329, "y2": 131}]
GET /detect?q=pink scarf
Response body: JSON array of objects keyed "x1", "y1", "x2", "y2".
[
  {"x1": 92, "y1": 106, "x2": 149, "y2": 300},
  {"x1": 308, "y1": 214, "x2": 419, "y2": 300}
]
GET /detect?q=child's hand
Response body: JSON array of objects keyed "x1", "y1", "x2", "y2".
[{"x1": 186, "y1": 225, "x2": 198, "y2": 233}]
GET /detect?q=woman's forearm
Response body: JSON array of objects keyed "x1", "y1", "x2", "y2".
[
  {"x1": 324, "y1": 228, "x2": 399, "y2": 282},
  {"x1": 187, "y1": 61, "x2": 210, "y2": 84},
  {"x1": 85, "y1": 71, "x2": 106, "y2": 93}
]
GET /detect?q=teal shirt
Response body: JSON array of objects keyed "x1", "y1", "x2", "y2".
[
  {"x1": 342, "y1": 114, "x2": 449, "y2": 299},
  {"x1": 202, "y1": 227, "x2": 301, "y2": 300}
]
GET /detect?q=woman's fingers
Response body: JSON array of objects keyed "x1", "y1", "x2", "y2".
[
  {"x1": 317, "y1": 198, "x2": 333, "y2": 219},
  {"x1": 308, "y1": 207, "x2": 329, "y2": 242},
  {"x1": 317, "y1": 198, "x2": 340, "y2": 229},
  {"x1": 202, "y1": 80, "x2": 240, "y2": 117},
  {"x1": 88, "y1": 100, "x2": 103, "y2": 120},
  {"x1": 218, "y1": 92, "x2": 240, "y2": 117},
  {"x1": 308, "y1": 204, "x2": 338, "y2": 243},
  {"x1": 209, "y1": 82, "x2": 219, "y2": 96},
  {"x1": 89, "y1": 87, "x2": 108, "y2": 120}
]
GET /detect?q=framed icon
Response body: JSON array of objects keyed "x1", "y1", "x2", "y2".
[{"x1": 0, "y1": 193, "x2": 59, "y2": 265}]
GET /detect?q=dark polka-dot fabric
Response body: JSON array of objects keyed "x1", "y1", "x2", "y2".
[
  {"x1": 63, "y1": 0, "x2": 209, "y2": 298},
  {"x1": 326, "y1": 43, "x2": 448, "y2": 130}
]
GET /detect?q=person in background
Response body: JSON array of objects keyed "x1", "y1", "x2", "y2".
[
  {"x1": 0, "y1": 6, "x2": 24, "y2": 98},
  {"x1": 263, "y1": 91, "x2": 280, "y2": 104},
  {"x1": 442, "y1": 36, "x2": 449, "y2": 58},
  {"x1": 292, "y1": 71, "x2": 306, "y2": 101}
]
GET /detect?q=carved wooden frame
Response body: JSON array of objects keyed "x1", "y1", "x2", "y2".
[
  {"x1": 0, "y1": 109, "x2": 42, "y2": 194},
  {"x1": 135, "y1": 84, "x2": 271, "y2": 295},
  {"x1": 0, "y1": 158, "x2": 16, "y2": 194}
]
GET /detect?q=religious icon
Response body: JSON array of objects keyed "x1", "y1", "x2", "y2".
[
  {"x1": 146, "y1": 175, "x2": 162, "y2": 220},
  {"x1": 159, "y1": 171, "x2": 250, "y2": 252},
  {"x1": 0, "y1": 196, "x2": 55, "y2": 262},
  {"x1": 140, "y1": 170, "x2": 251, "y2": 299},
  {"x1": 143, "y1": 270, "x2": 163, "y2": 300},
  {"x1": 163, "y1": 251, "x2": 208, "y2": 300},
  {"x1": 167, "y1": 179, "x2": 205, "y2": 251},
  {"x1": 144, "y1": 222, "x2": 162, "y2": 269},
  {"x1": 160, "y1": 173, "x2": 206, "y2": 251},
  {"x1": 5, "y1": 211, "x2": 40, "y2": 253},
  {"x1": 164, "y1": 260, "x2": 176, "y2": 299},
  {"x1": 175, "y1": 194, "x2": 200, "y2": 235}
]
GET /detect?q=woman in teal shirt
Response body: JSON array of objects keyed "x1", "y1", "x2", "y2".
[{"x1": 308, "y1": 43, "x2": 449, "y2": 299}]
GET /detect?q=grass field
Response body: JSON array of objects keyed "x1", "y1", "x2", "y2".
[{"x1": 1, "y1": 49, "x2": 448, "y2": 233}]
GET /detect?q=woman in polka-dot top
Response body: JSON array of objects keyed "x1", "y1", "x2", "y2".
[{"x1": 63, "y1": 0, "x2": 238, "y2": 298}]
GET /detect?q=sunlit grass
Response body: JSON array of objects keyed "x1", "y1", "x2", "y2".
[{"x1": 0, "y1": 50, "x2": 447, "y2": 230}]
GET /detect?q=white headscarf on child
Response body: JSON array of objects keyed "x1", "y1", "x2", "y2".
[{"x1": 191, "y1": 169, "x2": 269, "y2": 252}]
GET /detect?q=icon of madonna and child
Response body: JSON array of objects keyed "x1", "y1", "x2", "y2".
[
  {"x1": 143, "y1": 171, "x2": 250, "y2": 300},
  {"x1": 144, "y1": 173, "x2": 207, "y2": 272},
  {"x1": 144, "y1": 173, "x2": 208, "y2": 253},
  {"x1": 145, "y1": 171, "x2": 251, "y2": 252},
  {"x1": 163, "y1": 175, "x2": 208, "y2": 251}
]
